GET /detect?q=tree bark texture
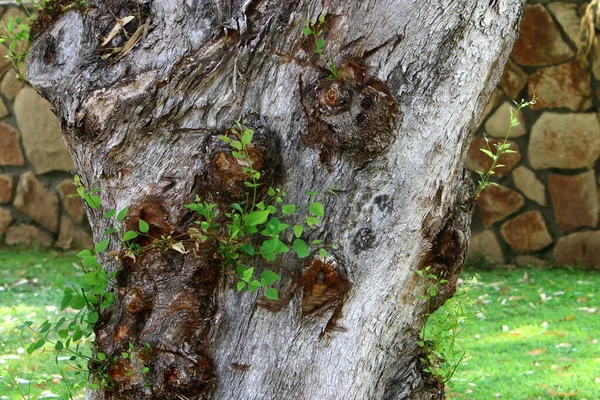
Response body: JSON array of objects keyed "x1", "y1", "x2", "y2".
[{"x1": 27, "y1": 0, "x2": 525, "y2": 398}]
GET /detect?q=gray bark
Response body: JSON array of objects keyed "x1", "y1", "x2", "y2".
[{"x1": 27, "y1": 0, "x2": 525, "y2": 398}]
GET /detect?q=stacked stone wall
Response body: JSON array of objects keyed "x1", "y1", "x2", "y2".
[
  {"x1": 470, "y1": 0, "x2": 600, "y2": 268},
  {"x1": 0, "y1": 6, "x2": 92, "y2": 249}
]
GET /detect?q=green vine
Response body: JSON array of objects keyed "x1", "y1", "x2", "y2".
[{"x1": 302, "y1": 15, "x2": 340, "y2": 80}]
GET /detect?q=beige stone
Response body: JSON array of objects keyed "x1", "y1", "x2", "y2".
[
  {"x1": 511, "y1": 5, "x2": 574, "y2": 66},
  {"x1": 469, "y1": 230, "x2": 504, "y2": 264},
  {"x1": 528, "y1": 60, "x2": 592, "y2": 111},
  {"x1": 512, "y1": 166, "x2": 546, "y2": 206},
  {"x1": 547, "y1": 3, "x2": 582, "y2": 45},
  {"x1": 0, "y1": 207, "x2": 11, "y2": 235},
  {"x1": 484, "y1": 102, "x2": 527, "y2": 138},
  {"x1": 529, "y1": 112, "x2": 600, "y2": 170},
  {"x1": 13, "y1": 172, "x2": 59, "y2": 233},
  {"x1": 5, "y1": 224, "x2": 53, "y2": 248},
  {"x1": 480, "y1": 88, "x2": 505, "y2": 123},
  {"x1": 554, "y1": 231, "x2": 600, "y2": 269},
  {"x1": 548, "y1": 171, "x2": 598, "y2": 232},
  {"x1": 467, "y1": 137, "x2": 521, "y2": 177},
  {"x1": 0, "y1": 174, "x2": 13, "y2": 204},
  {"x1": 14, "y1": 87, "x2": 74, "y2": 174},
  {"x1": 0, "y1": 97, "x2": 8, "y2": 118},
  {"x1": 0, "y1": 44, "x2": 10, "y2": 76},
  {"x1": 515, "y1": 255, "x2": 549, "y2": 268},
  {"x1": 477, "y1": 184, "x2": 525, "y2": 228},
  {"x1": 500, "y1": 211, "x2": 553, "y2": 253},
  {"x1": 56, "y1": 216, "x2": 93, "y2": 250},
  {"x1": 0, "y1": 122, "x2": 24, "y2": 166},
  {"x1": 1, "y1": 70, "x2": 22, "y2": 100},
  {"x1": 499, "y1": 59, "x2": 529, "y2": 100},
  {"x1": 57, "y1": 179, "x2": 85, "y2": 224}
]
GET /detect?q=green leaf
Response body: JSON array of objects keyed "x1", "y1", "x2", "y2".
[
  {"x1": 97, "y1": 352, "x2": 107, "y2": 361},
  {"x1": 55, "y1": 340, "x2": 64, "y2": 351},
  {"x1": 230, "y1": 141, "x2": 243, "y2": 150},
  {"x1": 281, "y1": 204, "x2": 296, "y2": 215},
  {"x1": 231, "y1": 203, "x2": 243, "y2": 213},
  {"x1": 248, "y1": 279, "x2": 262, "y2": 292},
  {"x1": 60, "y1": 295, "x2": 73, "y2": 311},
  {"x1": 302, "y1": 27, "x2": 312, "y2": 35},
  {"x1": 87, "y1": 311, "x2": 99, "y2": 324},
  {"x1": 293, "y1": 225, "x2": 304, "y2": 238},
  {"x1": 85, "y1": 195, "x2": 102, "y2": 209},
  {"x1": 241, "y1": 130, "x2": 253, "y2": 145},
  {"x1": 479, "y1": 148, "x2": 495, "y2": 159},
  {"x1": 265, "y1": 288, "x2": 279, "y2": 300},
  {"x1": 306, "y1": 216, "x2": 321, "y2": 227},
  {"x1": 318, "y1": 14, "x2": 326, "y2": 23},
  {"x1": 237, "y1": 281, "x2": 246, "y2": 292},
  {"x1": 260, "y1": 270, "x2": 280, "y2": 286},
  {"x1": 309, "y1": 202, "x2": 324, "y2": 217},
  {"x1": 76, "y1": 249, "x2": 92, "y2": 258},
  {"x1": 218, "y1": 134, "x2": 231, "y2": 143},
  {"x1": 242, "y1": 267, "x2": 254, "y2": 283},
  {"x1": 104, "y1": 228, "x2": 117, "y2": 235},
  {"x1": 239, "y1": 243, "x2": 255, "y2": 255},
  {"x1": 70, "y1": 295, "x2": 87, "y2": 310},
  {"x1": 103, "y1": 209, "x2": 116, "y2": 219},
  {"x1": 117, "y1": 207, "x2": 129, "y2": 222},
  {"x1": 319, "y1": 248, "x2": 329, "y2": 258},
  {"x1": 316, "y1": 39, "x2": 326, "y2": 49},
  {"x1": 123, "y1": 230, "x2": 138, "y2": 241},
  {"x1": 244, "y1": 210, "x2": 270, "y2": 226},
  {"x1": 95, "y1": 239, "x2": 109, "y2": 253},
  {"x1": 268, "y1": 187, "x2": 276, "y2": 196},
  {"x1": 139, "y1": 219, "x2": 150, "y2": 233},
  {"x1": 293, "y1": 239, "x2": 310, "y2": 258},
  {"x1": 27, "y1": 339, "x2": 45, "y2": 354}
]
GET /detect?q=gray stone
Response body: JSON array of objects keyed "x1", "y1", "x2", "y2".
[
  {"x1": 512, "y1": 166, "x2": 546, "y2": 206},
  {"x1": 484, "y1": 102, "x2": 527, "y2": 138},
  {"x1": 14, "y1": 87, "x2": 74, "y2": 174},
  {"x1": 529, "y1": 112, "x2": 600, "y2": 170},
  {"x1": 5, "y1": 224, "x2": 53, "y2": 248},
  {"x1": 13, "y1": 172, "x2": 59, "y2": 233}
]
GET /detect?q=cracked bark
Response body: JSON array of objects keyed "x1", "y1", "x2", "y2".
[{"x1": 27, "y1": 0, "x2": 525, "y2": 398}]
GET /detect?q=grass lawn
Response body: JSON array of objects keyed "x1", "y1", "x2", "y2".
[{"x1": 0, "y1": 248, "x2": 598, "y2": 399}]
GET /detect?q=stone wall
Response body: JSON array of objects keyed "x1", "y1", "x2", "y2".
[
  {"x1": 469, "y1": 1, "x2": 600, "y2": 268},
  {"x1": 0, "y1": 6, "x2": 92, "y2": 249}
]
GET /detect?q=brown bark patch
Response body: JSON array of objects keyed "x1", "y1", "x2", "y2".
[{"x1": 300, "y1": 60, "x2": 398, "y2": 163}]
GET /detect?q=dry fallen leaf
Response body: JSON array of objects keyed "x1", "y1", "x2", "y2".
[
  {"x1": 527, "y1": 348, "x2": 547, "y2": 356},
  {"x1": 118, "y1": 17, "x2": 151, "y2": 59},
  {"x1": 101, "y1": 16, "x2": 135, "y2": 46},
  {"x1": 555, "y1": 343, "x2": 572, "y2": 348},
  {"x1": 546, "y1": 389, "x2": 578, "y2": 397},
  {"x1": 564, "y1": 315, "x2": 576, "y2": 321}
]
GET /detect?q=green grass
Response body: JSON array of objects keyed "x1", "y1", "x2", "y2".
[
  {"x1": 0, "y1": 249, "x2": 598, "y2": 399},
  {"x1": 0, "y1": 248, "x2": 86, "y2": 399},
  {"x1": 448, "y1": 267, "x2": 600, "y2": 400}
]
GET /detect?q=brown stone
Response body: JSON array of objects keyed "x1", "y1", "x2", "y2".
[
  {"x1": 1, "y1": 70, "x2": 22, "y2": 100},
  {"x1": 511, "y1": 5, "x2": 575, "y2": 67},
  {"x1": 14, "y1": 87, "x2": 74, "y2": 174},
  {"x1": 484, "y1": 102, "x2": 527, "y2": 138},
  {"x1": 13, "y1": 172, "x2": 59, "y2": 233},
  {"x1": 467, "y1": 137, "x2": 521, "y2": 177},
  {"x1": 469, "y1": 230, "x2": 504, "y2": 264},
  {"x1": 0, "y1": 45, "x2": 10, "y2": 76},
  {"x1": 0, "y1": 97, "x2": 8, "y2": 118},
  {"x1": 529, "y1": 112, "x2": 600, "y2": 170},
  {"x1": 499, "y1": 59, "x2": 529, "y2": 100},
  {"x1": 0, "y1": 207, "x2": 11, "y2": 235},
  {"x1": 56, "y1": 216, "x2": 93, "y2": 250},
  {"x1": 57, "y1": 179, "x2": 85, "y2": 224},
  {"x1": 0, "y1": 174, "x2": 13, "y2": 204},
  {"x1": 528, "y1": 60, "x2": 592, "y2": 111},
  {"x1": 512, "y1": 166, "x2": 546, "y2": 206},
  {"x1": 554, "y1": 231, "x2": 600, "y2": 269},
  {"x1": 477, "y1": 184, "x2": 525, "y2": 228},
  {"x1": 547, "y1": 3, "x2": 582, "y2": 45},
  {"x1": 0, "y1": 122, "x2": 24, "y2": 166},
  {"x1": 5, "y1": 224, "x2": 53, "y2": 248},
  {"x1": 500, "y1": 211, "x2": 553, "y2": 253},
  {"x1": 548, "y1": 171, "x2": 598, "y2": 232}
]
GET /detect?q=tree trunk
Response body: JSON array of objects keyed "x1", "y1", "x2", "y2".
[{"x1": 27, "y1": 0, "x2": 524, "y2": 398}]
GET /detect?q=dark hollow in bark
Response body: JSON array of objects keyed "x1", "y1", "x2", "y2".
[{"x1": 27, "y1": 0, "x2": 526, "y2": 398}]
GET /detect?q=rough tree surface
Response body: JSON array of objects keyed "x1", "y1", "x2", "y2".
[{"x1": 27, "y1": 0, "x2": 525, "y2": 399}]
